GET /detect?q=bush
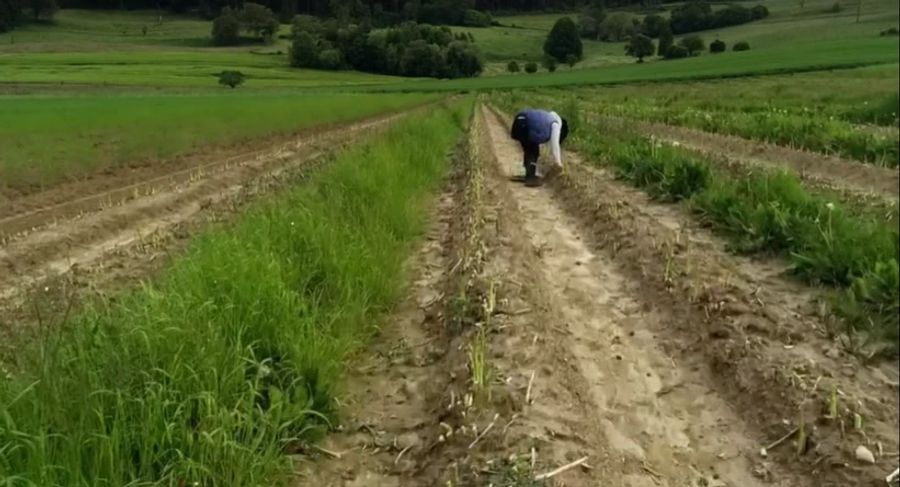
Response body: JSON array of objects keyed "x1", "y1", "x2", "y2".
[
  {"x1": 709, "y1": 39, "x2": 726, "y2": 53},
  {"x1": 289, "y1": 31, "x2": 320, "y2": 67},
  {"x1": 462, "y1": 9, "x2": 491, "y2": 27},
  {"x1": 733, "y1": 41, "x2": 751, "y2": 51},
  {"x1": 828, "y1": 2, "x2": 842, "y2": 13},
  {"x1": 544, "y1": 16, "x2": 583, "y2": 63},
  {"x1": 542, "y1": 56, "x2": 558, "y2": 72},
  {"x1": 711, "y1": 4, "x2": 751, "y2": 28},
  {"x1": 670, "y1": 1, "x2": 712, "y2": 34},
  {"x1": 444, "y1": 41, "x2": 483, "y2": 78},
  {"x1": 881, "y1": 27, "x2": 900, "y2": 36},
  {"x1": 751, "y1": 4, "x2": 770, "y2": 19},
  {"x1": 507, "y1": 60, "x2": 520, "y2": 73},
  {"x1": 524, "y1": 62, "x2": 538, "y2": 73},
  {"x1": 318, "y1": 48, "x2": 344, "y2": 70},
  {"x1": 679, "y1": 35, "x2": 705, "y2": 56},
  {"x1": 211, "y1": 12, "x2": 241, "y2": 46},
  {"x1": 664, "y1": 44, "x2": 689, "y2": 59},
  {"x1": 218, "y1": 70, "x2": 245, "y2": 88},
  {"x1": 400, "y1": 40, "x2": 445, "y2": 78},
  {"x1": 625, "y1": 33, "x2": 655, "y2": 62}
]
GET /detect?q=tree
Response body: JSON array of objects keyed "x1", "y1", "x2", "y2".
[
  {"x1": 641, "y1": 13, "x2": 666, "y2": 37},
  {"x1": 211, "y1": 11, "x2": 240, "y2": 46},
  {"x1": 733, "y1": 40, "x2": 750, "y2": 51},
  {"x1": 750, "y1": 5, "x2": 769, "y2": 19},
  {"x1": 1, "y1": 0, "x2": 25, "y2": 32},
  {"x1": 240, "y1": 3, "x2": 279, "y2": 42},
  {"x1": 669, "y1": 1, "x2": 712, "y2": 34},
  {"x1": 579, "y1": 0, "x2": 606, "y2": 40},
  {"x1": 524, "y1": 61, "x2": 538, "y2": 73},
  {"x1": 625, "y1": 33, "x2": 654, "y2": 63},
  {"x1": 542, "y1": 56, "x2": 558, "y2": 72},
  {"x1": 290, "y1": 31, "x2": 320, "y2": 66},
  {"x1": 507, "y1": 60, "x2": 520, "y2": 73},
  {"x1": 664, "y1": 44, "x2": 689, "y2": 59},
  {"x1": 400, "y1": 39, "x2": 444, "y2": 77},
  {"x1": 444, "y1": 40, "x2": 482, "y2": 78},
  {"x1": 544, "y1": 16, "x2": 582, "y2": 64},
  {"x1": 679, "y1": 35, "x2": 704, "y2": 56},
  {"x1": 709, "y1": 38, "x2": 726, "y2": 53},
  {"x1": 711, "y1": 4, "x2": 750, "y2": 28},
  {"x1": 218, "y1": 70, "x2": 245, "y2": 88},
  {"x1": 657, "y1": 21, "x2": 673, "y2": 56},
  {"x1": 565, "y1": 54, "x2": 579, "y2": 68},
  {"x1": 598, "y1": 12, "x2": 634, "y2": 41},
  {"x1": 462, "y1": 9, "x2": 491, "y2": 27},
  {"x1": 26, "y1": 0, "x2": 56, "y2": 21}
]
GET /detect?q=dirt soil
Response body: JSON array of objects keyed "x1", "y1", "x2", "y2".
[
  {"x1": 613, "y1": 116, "x2": 900, "y2": 202},
  {"x1": 299, "y1": 106, "x2": 900, "y2": 487},
  {"x1": 0, "y1": 109, "x2": 416, "y2": 355}
]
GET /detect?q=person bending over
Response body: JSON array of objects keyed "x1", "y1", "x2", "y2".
[{"x1": 510, "y1": 108, "x2": 569, "y2": 187}]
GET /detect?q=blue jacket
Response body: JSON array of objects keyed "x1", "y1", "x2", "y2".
[{"x1": 520, "y1": 109, "x2": 557, "y2": 144}]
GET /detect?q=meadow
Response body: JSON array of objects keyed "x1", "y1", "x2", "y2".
[
  {"x1": 0, "y1": 99, "x2": 472, "y2": 485},
  {"x1": 0, "y1": 92, "x2": 435, "y2": 190}
]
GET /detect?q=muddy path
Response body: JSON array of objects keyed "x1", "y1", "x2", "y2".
[
  {"x1": 610, "y1": 115, "x2": 900, "y2": 201},
  {"x1": 0, "y1": 110, "x2": 413, "y2": 343}
]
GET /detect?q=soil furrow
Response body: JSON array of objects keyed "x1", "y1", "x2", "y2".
[
  {"x1": 483, "y1": 107, "x2": 899, "y2": 486},
  {"x1": 478, "y1": 105, "x2": 801, "y2": 487},
  {"x1": 0, "y1": 112, "x2": 407, "y2": 304}
]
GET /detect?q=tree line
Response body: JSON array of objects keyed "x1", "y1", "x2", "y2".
[
  {"x1": 578, "y1": 0, "x2": 768, "y2": 43},
  {"x1": 288, "y1": 17, "x2": 483, "y2": 78}
]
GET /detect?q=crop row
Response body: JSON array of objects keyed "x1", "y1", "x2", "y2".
[
  {"x1": 592, "y1": 101, "x2": 899, "y2": 167},
  {"x1": 496, "y1": 93, "x2": 898, "y2": 356},
  {"x1": 0, "y1": 100, "x2": 471, "y2": 486}
]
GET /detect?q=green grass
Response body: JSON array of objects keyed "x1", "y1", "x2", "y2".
[
  {"x1": 0, "y1": 99, "x2": 472, "y2": 486},
  {"x1": 0, "y1": 92, "x2": 436, "y2": 191}
]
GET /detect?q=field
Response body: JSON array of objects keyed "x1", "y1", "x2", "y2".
[
  {"x1": 0, "y1": 92, "x2": 435, "y2": 191},
  {"x1": 1, "y1": 1, "x2": 899, "y2": 486}
]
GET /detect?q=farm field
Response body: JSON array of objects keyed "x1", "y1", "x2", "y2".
[
  {"x1": 0, "y1": 92, "x2": 436, "y2": 192},
  {"x1": 1, "y1": 1, "x2": 899, "y2": 486}
]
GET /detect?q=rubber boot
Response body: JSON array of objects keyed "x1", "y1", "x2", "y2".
[{"x1": 524, "y1": 162, "x2": 541, "y2": 187}]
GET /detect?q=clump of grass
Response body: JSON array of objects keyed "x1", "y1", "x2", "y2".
[
  {"x1": 0, "y1": 99, "x2": 472, "y2": 485},
  {"x1": 845, "y1": 92, "x2": 899, "y2": 126}
]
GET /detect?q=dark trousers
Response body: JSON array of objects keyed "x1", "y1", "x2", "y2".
[{"x1": 521, "y1": 141, "x2": 540, "y2": 178}]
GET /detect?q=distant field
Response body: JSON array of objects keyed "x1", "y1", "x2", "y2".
[
  {"x1": 0, "y1": 92, "x2": 436, "y2": 190},
  {"x1": 453, "y1": 18, "x2": 630, "y2": 75},
  {"x1": 369, "y1": 36, "x2": 898, "y2": 91},
  {"x1": 455, "y1": 0, "x2": 898, "y2": 75},
  {"x1": 563, "y1": 64, "x2": 900, "y2": 121},
  {"x1": 0, "y1": 10, "x2": 405, "y2": 88}
]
